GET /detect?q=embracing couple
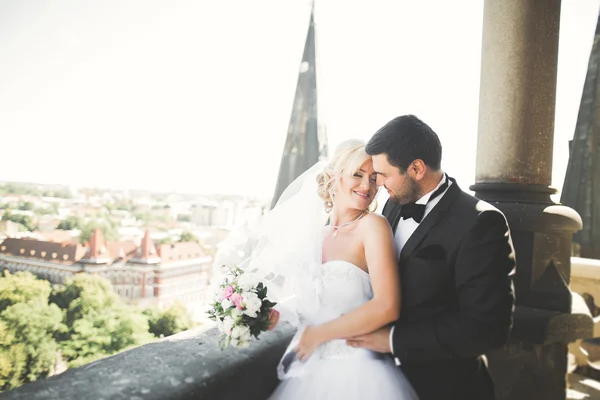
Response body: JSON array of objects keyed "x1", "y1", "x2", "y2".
[{"x1": 232, "y1": 114, "x2": 515, "y2": 400}]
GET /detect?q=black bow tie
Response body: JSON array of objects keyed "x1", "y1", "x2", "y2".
[
  {"x1": 400, "y1": 203, "x2": 427, "y2": 223},
  {"x1": 399, "y1": 176, "x2": 449, "y2": 223}
]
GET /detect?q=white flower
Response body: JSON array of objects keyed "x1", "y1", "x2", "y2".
[
  {"x1": 221, "y1": 316, "x2": 236, "y2": 334},
  {"x1": 242, "y1": 291, "x2": 262, "y2": 318},
  {"x1": 237, "y1": 273, "x2": 256, "y2": 291},
  {"x1": 230, "y1": 307, "x2": 242, "y2": 319},
  {"x1": 221, "y1": 298, "x2": 232, "y2": 310},
  {"x1": 231, "y1": 324, "x2": 251, "y2": 341}
]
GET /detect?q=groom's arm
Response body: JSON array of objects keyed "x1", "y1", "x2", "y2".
[{"x1": 391, "y1": 209, "x2": 515, "y2": 363}]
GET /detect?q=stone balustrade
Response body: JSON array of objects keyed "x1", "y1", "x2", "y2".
[
  {"x1": 1, "y1": 324, "x2": 296, "y2": 400},
  {"x1": 569, "y1": 257, "x2": 600, "y2": 372}
]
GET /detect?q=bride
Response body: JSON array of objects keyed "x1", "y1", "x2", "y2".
[{"x1": 214, "y1": 139, "x2": 418, "y2": 399}]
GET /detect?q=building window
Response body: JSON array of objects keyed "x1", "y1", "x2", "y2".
[
  {"x1": 52, "y1": 253, "x2": 57, "y2": 259},
  {"x1": 63, "y1": 254, "x2": 69, "y2": 260},
  {"x1": 0, "y1": 246, "x2": 5, "y2": 251},
  {"x1": 41, "y1": 251, "x2": 46, "y2": 257},
  {"x1": 19, "y1": 249, "x2": 24, "y2": 254},
  {"x1": 30, "y1": 250, "x2": 35, "y2": 256}
]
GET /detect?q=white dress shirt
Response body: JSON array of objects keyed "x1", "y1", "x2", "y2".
[{"x1": 389, "y1": 174, "x2": 451, "y2": 366}]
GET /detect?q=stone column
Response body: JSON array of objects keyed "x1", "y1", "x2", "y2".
[{"x1": 470, "y1": 1, "x2": 592, "y2": 399}]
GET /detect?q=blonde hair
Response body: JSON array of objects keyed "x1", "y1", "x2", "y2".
[{"x1": 316, "y1": 139, "x2": 373, "y2": 213}]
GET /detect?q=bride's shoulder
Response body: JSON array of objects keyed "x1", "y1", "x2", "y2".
[{"x1": 360, "y1": 213, "x2": 393, "y2": 234}]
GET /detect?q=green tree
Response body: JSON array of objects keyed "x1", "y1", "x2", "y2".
[
  {"x1": 56, "y1": 215, "x2": 83, "y2": 231},
  {"x1": 1, "y1": 302, "x2": 64, "y2": 387},
  {"x1": 0, "y1": 320, "x2": 27, "y2": 390},
  {"x1": 50, "y1": 274, "x2": 120, "y2": 325},
  {"x1": 78, "y1": 222, "x2": 118, "y2": 244},
  {"x1": 18, "y1": 202, "x2": 34, "y2": 211},
  {"x1": 51, "y1": 275, "x2": 153, "y2": 366},
  {"x1": 179, "y1": 231, "x2": 198, "y2": 243},
  {"x1": 112, "y1": 200, "x2": 134, "y2": 212},
  {"x1": 42, "y1": 189, "x2": 71, "y2": 199},
  {"x1": 0, "y1": 272, "x2": 64, "y2": 391},
  {"x1": 0, "y1": 271, "x2": 52, "y2": 313},
  {"x1": 0, "y1": 183, "x2": 41, "y2": 196},
  {"x1": 1, "y1": 211, "x2": 35, "y2": 232},
  {"x1": 34, "y1": 205, "x2": 57, "y2": 216},
  {"x1": 144, "y1": 302, "x2": 194, "y2": 338},
  {"x1": 156, "y1": 237, "x2": 174, "y2": 245}
]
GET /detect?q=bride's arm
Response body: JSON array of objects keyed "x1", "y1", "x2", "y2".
[{"x1": 295, "y1": 214, "x2": 400, "y2": 359}]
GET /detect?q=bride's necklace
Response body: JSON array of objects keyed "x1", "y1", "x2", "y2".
[{"x1": 329, "y1": 212, "x2": 365, "y2": 239}]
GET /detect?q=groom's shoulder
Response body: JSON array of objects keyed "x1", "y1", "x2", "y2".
[
  {"x1": 449, "y1": 183, "x2": 500, "y2": 213},
  {"x1": 453, "y1": 189, "x2": 507, "y2": 222}
]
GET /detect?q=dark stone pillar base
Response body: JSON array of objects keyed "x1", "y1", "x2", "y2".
[
  {"x1": 471, "y1": 184, "x2": 592, "y2": 400},
  {"x1": 487, "y1": 306, "x2": 592, "y2": 399},
  {"x1": 488, "y1": 340, "x2": 568, "y2": 400}
]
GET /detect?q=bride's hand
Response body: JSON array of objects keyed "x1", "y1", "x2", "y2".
[
  {"x1": 295, "y1": 325, "x2": 325, "y2": 362},
  {"x1": 267, "y1": 309, "x2": 280, "y2": 331}
]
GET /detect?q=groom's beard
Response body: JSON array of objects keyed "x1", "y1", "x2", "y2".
[{"x1": 388, "y1": 176, "x2": 422, "y2": 205}]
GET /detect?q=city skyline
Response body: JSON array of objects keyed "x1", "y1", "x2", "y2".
[{"x1": 0, "y1": 1, "x2": 599, "y2": 199}]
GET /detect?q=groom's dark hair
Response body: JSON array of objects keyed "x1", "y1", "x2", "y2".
[{"x1": 365, "y1": 115, "x2": 442, "y2": 172}]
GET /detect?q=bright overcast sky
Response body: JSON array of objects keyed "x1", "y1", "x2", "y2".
[{"x1": 0, "y1": 0, "x2": 599, "y2": 200}]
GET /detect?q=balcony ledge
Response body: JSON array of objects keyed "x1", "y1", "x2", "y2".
[{"x1": 2, "y1": 324, "x2": 296, "y2": 400}]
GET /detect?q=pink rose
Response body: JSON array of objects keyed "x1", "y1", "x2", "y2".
[
  {"x1": 221, "y1": 286, "x2": 235, "y2": 300},
  {"x1": 230, "y1": 293, "x2": 244, "y2": 310}
]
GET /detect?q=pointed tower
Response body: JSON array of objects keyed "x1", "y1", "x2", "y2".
[
  {"x1": 130, "y1": 229, "x2": 161, "y2": 264},
  {"x1": 561, "y1": 16, "x2": 600, "y2": 259},
  {"x1": 80, "y1": 228, "x2": 111, "y2": 264},
  {"x1": 270, "y1": 3, "x2": 328, "y2": 209}
]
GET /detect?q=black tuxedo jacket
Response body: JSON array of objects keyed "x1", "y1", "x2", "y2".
[{"x1": 383, "y1": 177, "x2": 515, "y2": 400}]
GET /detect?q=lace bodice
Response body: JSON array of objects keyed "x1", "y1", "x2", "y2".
[
  {"x1": 318, "y1": 260, "x2": 373, "y2": 312},
  {"x1": 296, "y1": 260, "x2": 374, "y2": 359}
]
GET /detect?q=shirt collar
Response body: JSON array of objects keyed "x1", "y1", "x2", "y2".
[{"x1": 415, "y1": 173, "x2": 447, "y2": 205}]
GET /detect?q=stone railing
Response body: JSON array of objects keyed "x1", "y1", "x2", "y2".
[
  {"x1": 1, "y1": 324, "x2": 296, "y2": 400},
  {"x1": 569, "y1": 257, "x2": 600, "y2": 371},
  {"x1": 571, "y1": 257, "x2": 600, "y2": 308}
]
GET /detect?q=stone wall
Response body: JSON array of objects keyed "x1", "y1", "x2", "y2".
[{"x1": 2, "y1": 325, "x2": 295, "y2": 400}]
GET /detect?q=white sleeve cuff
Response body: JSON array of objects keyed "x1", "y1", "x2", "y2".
[
  {"x1": 389, "y1": 325, "x2": 395, "y2": 354},
  {"x1": 389, "y1": 326, "x2": 401, "y2": 366}
]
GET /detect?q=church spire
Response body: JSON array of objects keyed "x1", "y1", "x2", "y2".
[
  {"x1": 271, "y1": 3, "x2": 327, "y2": 209},
  {"x1": 561, "y1": 15, "x2": 600, "y2": 259}
]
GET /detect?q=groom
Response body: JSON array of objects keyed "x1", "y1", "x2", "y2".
[{"x1": 347, "y1": 115, "x2": 516, "y2": 400}]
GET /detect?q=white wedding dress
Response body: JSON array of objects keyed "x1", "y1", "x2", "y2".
[
  {"x1": 267, "y1": 260, "x2": 419, "y2": 400},
  {"x1": 212, "y1": 162, "x2": 419, "y2": 399}
]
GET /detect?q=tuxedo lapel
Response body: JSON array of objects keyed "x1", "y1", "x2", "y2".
[{"x1": 399, "y1": 178, "x2": 461, "y2": 264}]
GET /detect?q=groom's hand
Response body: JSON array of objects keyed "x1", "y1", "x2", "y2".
[{"x1": 346, "y1": 326, "x2": 392, "y2": 353}]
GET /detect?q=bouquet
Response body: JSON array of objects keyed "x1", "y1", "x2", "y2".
[{"x1": 207, "y1": 266, "x2": 278, "y2": 349}]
